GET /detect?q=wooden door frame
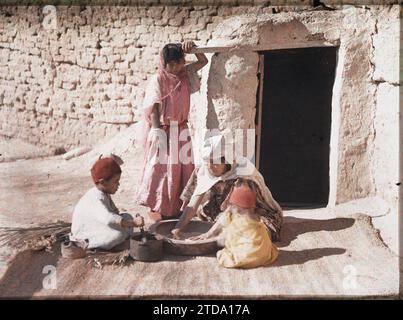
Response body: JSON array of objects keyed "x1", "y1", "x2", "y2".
[{"x1": 255, "y1": 53, "x2": 264, "y2": 171}]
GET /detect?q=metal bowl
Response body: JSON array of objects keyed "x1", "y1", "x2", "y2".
[
  {"x1": 148, "y1": 219, "x2": 220, "y2": 256},
  {"x1": 130, "y1": 232, "x2": 164, "y2": 262}
]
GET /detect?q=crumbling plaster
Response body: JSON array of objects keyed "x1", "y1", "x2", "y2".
[{"x1": 189, "y1": 6, "x2": 399, "y2": 214}]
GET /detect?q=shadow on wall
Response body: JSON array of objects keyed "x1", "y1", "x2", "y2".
[
  {"x1": 204, "y1": 17, "x2": 331, "y2": 132},
  {"x1": 205, "y1": 50, "x2": 259, "y2": 131},
  {"x1": 257, "y1": 18, "x2": 328, "y2": 50},
  {"x1": 205, "y1": 52, "x2": 220, "y2": 130}
]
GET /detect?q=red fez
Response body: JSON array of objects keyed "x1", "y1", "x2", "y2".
[
  {"x1": 229, "y1": 183, "x2": 256, "y2": 209},
  {"x1": 91, "y1": 157, "x2": 122, "y2": 183}
]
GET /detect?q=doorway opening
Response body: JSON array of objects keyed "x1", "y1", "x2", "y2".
[{"x1": 256, "y1": 47, "x2": 337, "y2": 209}]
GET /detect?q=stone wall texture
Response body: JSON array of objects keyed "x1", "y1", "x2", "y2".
[
  {"x1": 0, "y1": 4, "x2": 313, "y2": 152},
  {"x1": 188, "y1": 5, "x2": 399, "y2": 208},
  {"x1": 0, "y1": 4, "x2": 400, "y2": 210}
]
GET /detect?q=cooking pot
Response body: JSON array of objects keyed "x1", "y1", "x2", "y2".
[{"x1": 129, "y1": 231, "x2": 164, "y2": 262}]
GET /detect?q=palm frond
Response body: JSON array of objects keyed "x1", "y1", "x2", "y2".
[
  {"x1": 0, "y1": 221, "x2": 71, "y2": 251},
  {"x1": 87, "y1": 249, "x2": 131, "y2": 269},
  {"x1": 0, "y1": 221, "x2": 131, "y2": 268}
]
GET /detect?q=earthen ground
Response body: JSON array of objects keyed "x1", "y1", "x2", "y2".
[{"x1": 0, "y1": 138, "x2": 399, "y2": 298}]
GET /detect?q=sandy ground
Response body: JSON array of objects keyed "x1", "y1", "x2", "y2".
[
  {"x1": 0, "y1": 136, "x2": 400, "y2": 298},
  {"x1": 0, "y1": 213, "x2": 399, "y2": 298},
  {"x1": 0, "y1": 137, "x2": 52, "y2": 163}
]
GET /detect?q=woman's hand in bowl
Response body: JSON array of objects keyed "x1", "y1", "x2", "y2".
[
  {"x1": 171, "y1": 228, "x2": 182, "y2": 239},
  {"x1": 188, "y1": 233, "x2": 208, "y2": 241}
]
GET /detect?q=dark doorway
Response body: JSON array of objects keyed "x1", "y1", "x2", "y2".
[{"x1": 257, "y1": 47, "x2": 337, "y2": 208}]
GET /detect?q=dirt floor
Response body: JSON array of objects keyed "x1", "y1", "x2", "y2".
[
  {"x1": 0, "y1": 136, "x2": 399, "y2": 298},
  {"x1": 0, "y1": 137, "x2": 52, "y2": 163}
]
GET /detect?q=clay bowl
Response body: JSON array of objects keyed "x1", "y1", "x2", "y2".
[
  {"x1": 130, "y1": 232, "x2": 164, "y2": 262},
  {"x1": 148, "y1": 219, "x2": 220, "y2": 256}
]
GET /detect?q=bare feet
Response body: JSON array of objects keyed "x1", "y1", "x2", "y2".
[{"x1": 149, "y1": 211, "x2": 162, "y2": 222}]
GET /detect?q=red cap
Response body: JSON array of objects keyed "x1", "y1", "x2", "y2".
[
  {"x1": 91, "y1": 158, "x2": 122, "y2": 183},
  {"x1": 229, "y1": 183, "x2": 256, "y2": 209}
]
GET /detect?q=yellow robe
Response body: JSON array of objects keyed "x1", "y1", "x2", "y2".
[{"x1": 217, "y1": 210, "x2": 278, "y2": 269}]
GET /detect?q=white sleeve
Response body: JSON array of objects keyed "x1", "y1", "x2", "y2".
[
  {"x1": 91, "y1": 195, "x2": 123, "y2": 229},
  {"x1": 216, "y1": 211, "x2": 229, "y2": 227},
  {"x1": 108, "y1": 197, "x2": 120, "y2": 215},
  {"x1": 142, "y1": 74, "x2": 161, "y2": 109}
]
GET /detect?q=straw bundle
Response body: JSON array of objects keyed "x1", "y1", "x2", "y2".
[{"x1": 0, "y1": 221, "x2": 71, "y2": 252}]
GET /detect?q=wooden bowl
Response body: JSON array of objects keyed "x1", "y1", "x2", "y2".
[{"x1": 148, "y1": 219, "x2": 220, "y2": 256}]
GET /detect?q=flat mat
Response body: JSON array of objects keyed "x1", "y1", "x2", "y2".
[
  {"x1": 0, "y1": 153, "x2": 398, "y2": 298},
  {"x1": 0, "y1": 214, "x2": 398, "y2": 298}
]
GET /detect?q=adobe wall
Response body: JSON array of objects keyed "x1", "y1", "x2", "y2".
[
  {"x1": 0, "y1": 4, "x2": 311, "y2": 152},
  {"x1": 190, "y1": 5, "x2": 399, "y2": 209}
]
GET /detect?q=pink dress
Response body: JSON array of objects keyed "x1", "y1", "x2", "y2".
[{"x1": 135, "y1": 62, "x2": 199, "y2": 217}]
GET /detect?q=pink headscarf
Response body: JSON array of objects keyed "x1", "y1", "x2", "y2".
[{"x1": 141, "y1": 48, "x2": 191, "y2": 148}]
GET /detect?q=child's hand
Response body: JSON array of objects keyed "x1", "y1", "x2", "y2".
[
  {"x1": 188, "y1": 233, "x2": 209, "y2": 241},
  {"x1": 182, "y1": 41, "x2": 196, "y2": 54},
  {"x1": 121, "y1": 219, "x2": 135, "y2": 229},
  {"x1": 134, "y1": 215, "x2": 145, "y2": 228},
  {"x1": 120, "y1": 214, "x2": 144, "y2": 229},
  {"x1": 171, "y1": 228, "x2": 182, "y2": 239}
]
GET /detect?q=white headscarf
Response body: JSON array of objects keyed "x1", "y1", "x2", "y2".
[
  {"x1": 194, "y1": 133, "x2": 260, "y2": 195},
  {"x1": 192, "y1": 132, "x2": 282, "y2": 215}
]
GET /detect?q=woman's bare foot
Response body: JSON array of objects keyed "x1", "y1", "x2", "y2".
[{"x1": 149, "y1": 210, "x2": 162, "y2": 222}]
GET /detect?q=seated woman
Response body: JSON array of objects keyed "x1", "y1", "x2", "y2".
[{"x1": 171, "y1": 134, "x2": 283, "y2": 242}]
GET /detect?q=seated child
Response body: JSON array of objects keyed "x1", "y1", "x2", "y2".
[
  {"x1": 70, "y1": 156, "x2": 144, "y2": 250},
  {"x1": 191, "y1": 182, "x2": 278, "y2": 269}
]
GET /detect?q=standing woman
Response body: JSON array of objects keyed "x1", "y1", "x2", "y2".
[{"x1": 136, "y1": 41, "x2": 208, "y2": 222}]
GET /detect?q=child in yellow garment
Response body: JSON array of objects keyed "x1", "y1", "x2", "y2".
[{"x1": 190, "y1": 182, "x2": 278, "y2": 269}]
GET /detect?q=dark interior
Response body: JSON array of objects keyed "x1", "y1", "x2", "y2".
[{"x1": 258, "y1": 47, "x2": 337, "y2": 208}]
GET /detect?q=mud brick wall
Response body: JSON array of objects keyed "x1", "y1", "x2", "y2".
[
  {"x1": 0, "y1": 4, "x2": 313, "y2": 152},
  {"x1": 188, "y1": 5, "x2": 400, "y2": 207}
]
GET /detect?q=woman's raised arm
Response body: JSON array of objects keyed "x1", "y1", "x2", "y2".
[
  {"x1": 182, "y1": 41, "x2": 208, "y2": 72},
  {"x1": 150, "y1": 103, "x2": 161, "y2": 128}
]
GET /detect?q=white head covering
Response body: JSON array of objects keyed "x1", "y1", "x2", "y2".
[
  {"x1": 191, "y1": 133, "x2": 282, "y2": 219},
  {"x1": 193, "y1": 132, "x2": 256, "y2": 196},
  {"x1": 201, "y1": 130, "x2": 235, "y2": 163}
]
